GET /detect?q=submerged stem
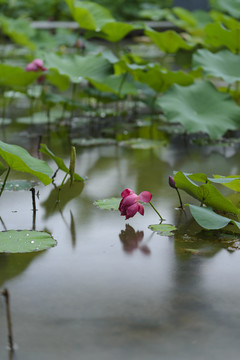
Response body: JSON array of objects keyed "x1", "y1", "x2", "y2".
[
  {"x1": 0, "y1": 167, "x2": 10, "y2": 197},
  {"x1": 149, "y1": 201, "x2": 164, "y2": 223},
  {"x1": 1, "y1": 288, "x2": 14, "y2": 352}
]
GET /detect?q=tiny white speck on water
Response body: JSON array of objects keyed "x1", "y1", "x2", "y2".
[{"x1": 31, "y1": 241, "x2": 35, "y2": 244}]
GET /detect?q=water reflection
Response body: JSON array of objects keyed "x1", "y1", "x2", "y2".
[{"x1": 119, "y1": 224, "x2": 151, "y2": 255}]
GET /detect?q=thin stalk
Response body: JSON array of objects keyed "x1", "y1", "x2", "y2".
[
  {"x1": 0, "y1": 167, "x2": 10, "y2": 197},
  {"x1": 175, "y1": 187, "x2": 183, "y2": 209},
  {"x1": 57, "y1": 172, "x2": 69, "y2": 202},
  {"x1": 149, "y1": 201, "x2": 164, "y2": 223}
]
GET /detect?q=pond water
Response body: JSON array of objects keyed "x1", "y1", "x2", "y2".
[{"x1": 1, "y1": 125, "x2": 240, "y2": 360}]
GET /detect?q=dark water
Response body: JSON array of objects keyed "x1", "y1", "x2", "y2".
[{"x1": 0, "y1": 126, "x2": 240, "y2": 360}]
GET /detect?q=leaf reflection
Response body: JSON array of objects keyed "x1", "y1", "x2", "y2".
[{"x1": 119, "y1": 224, "x2": 150, "y2": 255}]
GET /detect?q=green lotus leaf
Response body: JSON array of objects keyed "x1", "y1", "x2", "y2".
[
  {"x1": 128, "y1": 63, "x2": 193, "y2": 93},
  {"x1": 0, "y1": 64, "x2": 39, "y2": 89},
  {"x1": 66, "y1": 0, "x2": 114, "y2": 31},
  {"x1": 193, "y1": 49, "x2": 240, "y2": 84},
  {"x1": 209, "y1": 0, "x2": 240, "y2": 18},
  {"x1": 0, "y1": 230, "x2": 57, "y2": 253},
  {"x1": 204, "y1": 22, "x2": 240, "y2": 53},
  {"x1": 158, "y1": 81, "x2": 240, "y2": 139},
  {"x1": 145, "y1": 28, "x2": 193, "y2": 53},
  {"x1": 171, "y1": 8, "x2": 212, "y2": 36},
  {"x1": 89, "y1": 74, "x2": 138, "y2": 97},
  {"x1": 98, "y1": 22, "x2": 137, "y2": 42},
  {"x1": 0, "y1": 141, "x2": 52, "y2": 185},
  {"x1": 44, "y1": 53, "x2": 112, "y2": 83},
  {"x1": 0, "y1": 15, "x2": 35, "y2": 50}
]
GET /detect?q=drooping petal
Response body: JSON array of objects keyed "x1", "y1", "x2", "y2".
[
  {"x1": 121, "y1": 188, "x2": 135, "y2": 198},
  {"x1": 119, "y1": 198, "x2": 126, "y2": 215},
  {"x1": 138, "y1": 203, "x2": 144, "y2": 216},
  {"x1": 126, "y1": 203, "x2": 139, "y2": 219},
  {"x1": 138, "y1": 191, "x2": 152, "y2": 203}
]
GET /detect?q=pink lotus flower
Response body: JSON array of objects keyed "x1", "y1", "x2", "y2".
[
  {"x1": 25, "y1": 59, "x2": 47, "y2": 72},
  {"x1": 119, "y1": 188, "x2": 152, "y2": 220}
]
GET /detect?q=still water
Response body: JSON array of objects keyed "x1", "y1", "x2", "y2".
[{"x1": 0, "y1": 129, "x2": 240, "y2": 360}]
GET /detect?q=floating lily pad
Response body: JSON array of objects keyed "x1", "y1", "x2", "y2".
[
  {"x1": 73, "y1": 138, "x2": 117, "y2": 147},
  {"x1": 149, "y1": 223, "x2": 176, "y2": 236},
  {"x1": 94, "y1": 197, "x2": 121, "y2": 211},
  {"x1": 0, "y1": 180, "x2": 39, "y2": 191},
  {"x1": 0, "y1": 230, "x2": 57, "y2": 253},
  {"x1": 119, "y1": 139, "x2": 165, "y2": 149}
]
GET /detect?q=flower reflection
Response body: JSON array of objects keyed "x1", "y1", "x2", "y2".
[{"x1": 119, "y1": 224, "x2": 150, "y2": 255}]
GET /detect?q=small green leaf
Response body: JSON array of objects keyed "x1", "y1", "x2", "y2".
[
  {"x1": 149, "y1": 223, "x2": 176, "y2": 236},
  {"x1": 0, "y1": 230, "x2": 57, "y2": 253},
  {"x1": 0, "y1": 141, "x2": 52, "y2": 185},
  {"x1": 94, "y1": 198, "x2": 121, "y2": 211},
  {"x1": 189, "y1": 204, "x2": 240, "y2": 230}
]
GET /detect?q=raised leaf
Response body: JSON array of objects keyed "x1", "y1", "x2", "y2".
[
  {"x1": 0, "y1": 230, "x2": 57, "y2": 253},
  {"x1": 40, "y1": 144, "x2": 84, "y2": 182},
  {"x1": 174, "y1": 171, "x2": 240, "y2": 215},
  {"x1": 189, "y1": 204, "x2": 240, "y2": 230},
  {"x1": 0, "y1": 141, "x2": 52, "y2": 185},
  {"x1": 158, "y1": 81, "x2": 240, "y2": 139}
]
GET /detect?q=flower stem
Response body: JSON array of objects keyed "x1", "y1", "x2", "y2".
[
  {"x1": 149, "y1": 201, "x2": 164, "y2": 223},
  {"x1": 175, "y1": 187, "x2": 183, "y2": 209}
]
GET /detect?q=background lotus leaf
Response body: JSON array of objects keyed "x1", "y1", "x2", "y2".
[
  {"x1": 44, "y1": 53, "x2": 112, "y2": 83},
  {"x1": 209, "y1": 0, "x2": 240, "y2": 18},
  {"x1": 145, "y1": 28, "x2": 193, "y2": 53},
  {"x1": 193, "y1": 49, "x2": 240, "y2": 84},
  {"x1": 158, "y1": 81, "x2": 240, "y2": 139}
]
